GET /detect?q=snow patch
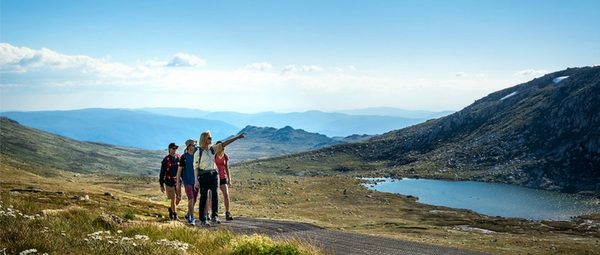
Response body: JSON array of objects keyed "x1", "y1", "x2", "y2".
[
  {"x1": 553, "y1": 76, "x2": 569, "y2": 84},
  {"x1": 500, "y1": 91, "x2": 518, "y2": 101}
]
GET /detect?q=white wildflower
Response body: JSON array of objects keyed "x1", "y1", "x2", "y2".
[
  {"x1": 155, "y1": 239, "x2": 189, "y2": 252},
  {"x1": 88, "y1": 231, "x2": 103, "y2": 236},
  {"x1": 117, "y1": 230, "x2": 123, "y2": 234},
  {"x1": 19, "y1": 249, "x2": 37, "y2": 255},
  {"x1": 134, "y1": 234, "x2": 149, "y2": 241}
]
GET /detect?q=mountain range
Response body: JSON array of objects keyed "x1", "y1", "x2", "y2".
[
  {"x1": 1, "y1": 108, "x2": 450, "y2": 151},
  {"x1": 0, "y1": 108, "x2": 239, "y2": 150},
  {"x1": 138, "y1": 108, "x2": 451, "y2": 137}
]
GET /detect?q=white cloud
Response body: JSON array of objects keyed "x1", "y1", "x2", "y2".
[
  {"x1": 302, "y1": 65, "x2": 323, "y2": 72},
  {"x1": 282, "y1": 64, "x2": 323, "y2": 74},
  {"x1": 0, "y1": 43, "x2": 132, "y2": 75},
  {"x1": 1, "y1": 43, "x2": 520, "y2": 112},
  {"x1": 246, "y1": 62, "x2": 273, "y2": 71},
  {"x1": 455, "y1": 72, "x2": 467, "y2": 77},
  {"x1": 514, "y1": 69, "x2": 549, "y2": 76},
  {"x1": 166, "y1": 53, "x2": 207, "y2": 67},
  {"x1": 282, "y1": 65, "x2": 298, "y2": 74}
]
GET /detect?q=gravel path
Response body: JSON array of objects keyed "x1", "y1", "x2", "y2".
[{"x1": 210, "y1": 217, "x2": 490, "y2": 255}]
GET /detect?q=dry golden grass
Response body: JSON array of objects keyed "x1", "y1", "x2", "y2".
[
  {"x1": 0, "y1": 155, "x2": 321, "y2": 255},
  {"x1": 2, "y1": 152, "x2": 599, "y2": 255}
]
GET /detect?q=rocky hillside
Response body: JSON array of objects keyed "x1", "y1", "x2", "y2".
[
  {"x1": 302, "y1": 67, "x2": 600, "y2": 194},
  {"x1": 224, "y1": 125, "x2": 343, "y2": 162},
  {"x1": 0, "y1": 117, "x2": 163, "y2": 176}
]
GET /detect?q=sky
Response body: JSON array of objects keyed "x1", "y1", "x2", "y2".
[{"x1": 1, "y1": 0, "x2": 599, "y2": 113}]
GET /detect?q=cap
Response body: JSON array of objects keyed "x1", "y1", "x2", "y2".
[
  {"x1": 168, "y1": 142, "x2": 179, "y2": 149},
  {"x1": 185, "y1": 139, "x2": 196, "y2": 147}
]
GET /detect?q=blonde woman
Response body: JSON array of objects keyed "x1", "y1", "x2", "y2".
[{"x1": 194, "y1": 131, "x2": 244, "y2": 226}]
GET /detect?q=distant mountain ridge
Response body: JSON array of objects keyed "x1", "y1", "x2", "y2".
[
  {"x1": 139, "y1": 108, "x2": 451, "y2": 137},
  {"x1": 338, "y1": 107, "x2": 454, "y2": 119},
  {"x1": 285, "y1": 67, "x2": 600, "y2": 194},
  {"x1": 1, "y1": 108, "x2": 239, "y2": 150}
]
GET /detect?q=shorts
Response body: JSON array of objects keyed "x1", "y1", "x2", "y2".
[
  {"x1": 220, "y1": 178, "x2": 229, "y2": 185},
  {"x1": 165, "y1": 185, "x2": 181, "y2": 200},
  {"x1": 184, "y1": 184, "x2": 199, "y2": 201}
]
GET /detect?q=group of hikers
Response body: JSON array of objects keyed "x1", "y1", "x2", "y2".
[{"x1": 159, "y1": 130, "x2": 245, "y2": 226}]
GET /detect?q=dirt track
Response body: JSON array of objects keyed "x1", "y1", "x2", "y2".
[{"x1": 211, "y1": 217, "x2": 490, "y2": 255}]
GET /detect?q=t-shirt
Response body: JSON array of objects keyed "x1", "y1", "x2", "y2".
[
  {"x1": 215, "y1": 153, "x2": 229, "y2": 180},
  {"x1": 159, "y1": 154, "x2": 180, "y2": 187},
  {"x1": 179, "y1": 149, "x2": 197, "y2": 185}
]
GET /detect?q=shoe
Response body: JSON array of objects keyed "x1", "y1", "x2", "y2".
[
  {"x1": 225, "y1": 212, "x2": 233, "y2": 221},
  {"x1": 188, "y1": 215, "x2": 195, "y2": 225},
  {"x1": 168, "y1": 208, "x2": 173, "y2": 220},
  {"x1": 172, "y1": 212, "x2": 178, "y2": 221},
  {"x1": 211, "y1": 216, "x2": 221, "y2": 224},
  {"x1": 200, "y1": 220, "x2": 210, "y2": 226}
]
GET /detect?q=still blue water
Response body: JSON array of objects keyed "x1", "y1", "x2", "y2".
[{"x1": 364, "y1": 178, "x2": 600, "y2": 220}]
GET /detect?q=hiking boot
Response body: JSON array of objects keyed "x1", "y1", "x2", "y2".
[
  {"x1": 211, "y1": 216, "x2": 221, "y2": 224},
  {"x1": 168, "y1": 208, "x2": 174, "y2": 220},
  {"x1": 225, "y1": 212, "x2": 233, "y2": 221},
  {"x1": 172, "y1": 212, "x2": 178, "y2": 221},
  {"x1": 187, "y1": 215, "x2": 195, "y2": 225},
  {"x1": 200, "y1": 220, "x2": 210, "y2": 227}
]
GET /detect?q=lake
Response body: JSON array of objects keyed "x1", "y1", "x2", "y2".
[{"x1": 364, "y1": 178, "x2": 600, "y2": 220}]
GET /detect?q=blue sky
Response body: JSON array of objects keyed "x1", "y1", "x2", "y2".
[{"x1": 1, "y1": 0, "x2": 599, "y2": 112}]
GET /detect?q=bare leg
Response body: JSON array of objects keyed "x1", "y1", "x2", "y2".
[
  {"x1": 170, "y1": 198, "x2": 177, "y2": 218},
  {"x1": 220, "y1": 184, "x2": 230, "y2": 213}
]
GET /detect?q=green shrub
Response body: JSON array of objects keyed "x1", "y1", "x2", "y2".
[
  {"x1": 123, "y1": 210, "x2": 135, "y2": 220},
  {"x1": 231, "y1": 234, "x2": 301, "y2": 255}
]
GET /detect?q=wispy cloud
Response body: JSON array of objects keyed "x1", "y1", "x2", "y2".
[
  {"x1": 455, "y1": 72, "x2": 468, "y2": 77},
  {"x1": 514, "y1": 69, "x2": 549, "y2": 76},
  {"x1": 246, "y1": 62, "x2": 273, "y2": 71},
  {"x1": 166, "y1": 53, "x2": 207, "y2": 67},
  {"x1": 282, "y1": 64, "x2": 324, "y2": 74},
  {"x1": 0, "y1": 43, "x2": 132, "y2": 75}
]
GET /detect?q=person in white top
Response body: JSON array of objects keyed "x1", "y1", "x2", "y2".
[{"x1": 194, "y1": 131, "x2": 244, "y2": 225}]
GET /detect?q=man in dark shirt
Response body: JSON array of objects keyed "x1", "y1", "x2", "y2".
[{"x1": 159, "y1": 142, "x2": 182, "y2": 220}]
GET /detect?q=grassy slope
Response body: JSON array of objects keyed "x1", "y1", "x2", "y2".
[
  {"x1": 1, "y1": 118, "x2": 163, "y2": 176},
  {"x1": 0, "y1": 154, "x2": 320, "y2": 255}
]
